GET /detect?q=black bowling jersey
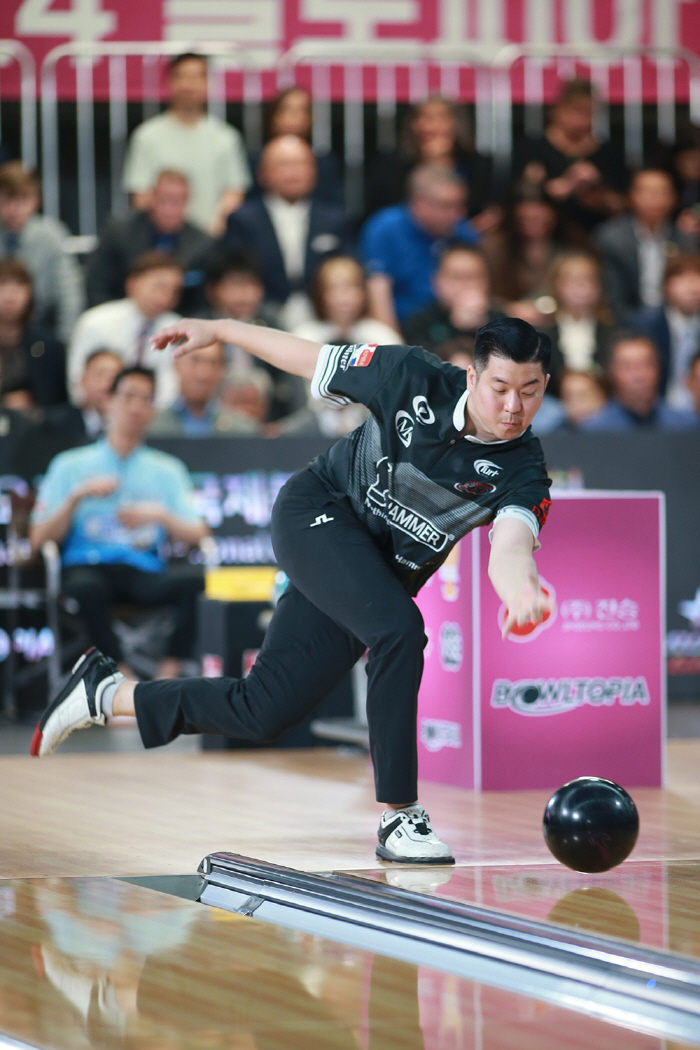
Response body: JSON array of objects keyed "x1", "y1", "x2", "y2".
[{"x1": 309, "y1": 343, "x2": 552, "y2": 594}]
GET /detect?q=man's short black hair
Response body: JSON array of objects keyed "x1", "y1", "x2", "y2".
[
  {"x1": 110, "y1": 365, "x2": 156, "y2": 396},
  {"x1": 168, "y1": 52, "x2": 207, "y2": 75},
  {"x1": 206, "y1": 251, "x2": 263, "y2": 286},
  {"x1": 473, "y1": 317, "x2": 551, "y2": 375}
]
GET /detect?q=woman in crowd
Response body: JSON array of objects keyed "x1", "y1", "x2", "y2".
[
  {"x1": 558, "y1": 369, "x2": 610, "y2": 429},
  {"x1": 250, "y1": 86, "x2": 344, "y2": 206},
  {"x1": 277, "y1": 257, "x2": 401, "y2": 437},
  {"x1": 0, "y1": 259, "x2": 66, "y2": 411},
  {"x1": 540, "y1": 250, "x2": 616, "y2": 392},
  {"x1": 512, "y1": 78, "x2": 628, "y2": 232},
  {"x1": 482, "y1": 184, "x2": 583, "y2": 325},
  {"x1": 365, "y1": 95, "x2": 498, "y2": 228},
  {"x1": 294, "y1": 256, "x2": 402, "y2": 347}
]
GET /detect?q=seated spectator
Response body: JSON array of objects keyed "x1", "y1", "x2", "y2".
[
  {"x1": 558, "y1": 369, "x2": 609, "y2": 430},
  {"x1": 220, "y1": 368, "x2": 272, "y2": 427},
  {"x1": 293, "y1": 256, "x2": 401, "y2": 345},
  {"x1": 631, "y1": 253, "x2": 700, "y2": 410},
  {"x1": 68, "y1": 252, "x2": 182, "y2": 409},
  {"x1": 149, "y1": 340, "x2": 259, "y2": 437},
  {"x1": 482, "y1": 183, "x2": 583, "y2": 326},
  {"x1": 204, "y1": 252, "x2": 305, "y2": 422},
  {"x1": 541, "y1": 251, "x2": 615, "y2": 391},
  {"x1": 402, "y1": 244, "x2": 503, "y2": 351},
  {"x1": 222, "y1": 135, "x2": 352, "y2": 331},
  {"x1": 0, "y1": 162, "x2": 84, "y2": 341},
  {"x1": 432, "y1": 335, "x2": 475, "y2": 371},
  {"x1": 687, "y1": 349, "x2": 700, "y2": 418},
  {"x1": 30, "y1": 366, "x2": 208, "y2": 679},
  {"x1": 44, "y1": 349, "x2": 123, "y2": 447},
  {"x1": 122, "y1": 53, "x2": 251, "y2": 236},
  {"x1": 513, "y1": 78, "x2": 628, "y2": 232},
  {"x1": 87, "y1": 170, "x2": 213, "y2": 314},
  {"x1": 672, "y1": 125, "x2": 700, "y2": 213},
  {"x1": 0, "y1": 258, "x2": 67, "y2": 408},
  {"x1": 1, "y1": 377, "x2": 38, "y2": 418},
  {"x1": 248, "y1": 87, "x2": 343, "y2": 207},
  {"x1": 595, "y1": 168, "x2": 698, "y2": 323},
  {"x1": 365, "y1": 96, "x2": 498, "y2": 230},
  {"x1": 580, "y1": 333, "x2": 698, "y2": 431},
  {"x1": 360, "y1": 165, "x2": 479, "y2": 332}
]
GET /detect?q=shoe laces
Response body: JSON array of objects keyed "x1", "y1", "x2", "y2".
[{"x1": 390, "y1": 805, "x2": 432, "y2": 837}]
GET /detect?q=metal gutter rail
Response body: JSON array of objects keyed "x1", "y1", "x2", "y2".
[{"x1": 198, "y1": 852, "x2": 700, "y2": 1047}]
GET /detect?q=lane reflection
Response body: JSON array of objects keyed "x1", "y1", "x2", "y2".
[{"x1": 0, "y1": 878, "x2": 689, "y2": 1050}]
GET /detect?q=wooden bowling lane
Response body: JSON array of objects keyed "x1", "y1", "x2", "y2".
[
  {"x1": 336, "y1": 856, "x2": 700, "y2": 965},
  {"x1": 2, "y1": 739, "x2": 700, "y2": 880},
  {"x1": 0, "y1": 876, "x2": 696, "y2": 1050}
]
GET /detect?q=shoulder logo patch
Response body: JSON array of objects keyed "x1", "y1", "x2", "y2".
[{"x1": 348, "y1": 343, "x2": 377, "y2": 367}]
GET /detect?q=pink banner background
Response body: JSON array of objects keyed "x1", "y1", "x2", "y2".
[{"x1": 1, "y1": 1, "x2": 700, "y2": 100}]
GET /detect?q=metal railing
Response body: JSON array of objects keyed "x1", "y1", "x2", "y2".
[
  {"x1": 8, "y1": 39, "x2": 700, "y2": 234},
  {"x1": 0, "y1": 40, "x2": 37, "y2": 169}
]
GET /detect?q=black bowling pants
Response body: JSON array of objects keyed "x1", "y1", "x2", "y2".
[{"x1": 135, "y1": 468, "x2": 427, "y2": 803}]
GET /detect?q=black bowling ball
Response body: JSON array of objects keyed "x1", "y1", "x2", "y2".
[{"x1": 543, "y1": 777, "x2": 639, "y2": 873}]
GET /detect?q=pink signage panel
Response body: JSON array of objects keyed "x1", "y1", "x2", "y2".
[
  {"x1": 478, "y1": 493, "x2": 664, "y2": 791},
  {"x1": 417, "y1": 492, "x2": 665, "y2": 793},
  {"x1": 415, "y1": 540, "x2": 474, "y2": 790}
]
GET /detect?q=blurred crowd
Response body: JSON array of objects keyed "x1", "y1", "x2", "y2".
[
  {"x1": 2, "y1": 52, "x2": 700, "y2": 683},
  {"x1": 1, "y1": 54, "x2": 700, "y2": 448}
]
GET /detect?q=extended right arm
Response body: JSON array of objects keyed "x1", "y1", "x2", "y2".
[{"x1": 151, "y1": 318, "x2": 323, "y2": 380}]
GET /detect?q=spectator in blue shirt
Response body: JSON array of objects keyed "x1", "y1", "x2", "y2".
[
  {"x1": 581, "y1": 333, "x2": 699, "y2": 431},
  {"x1": 30, "y1": 365, "x2": 209, "y2": 678},
  {"x1": 360, "y1": 164, "x2": 479, "y2": 334}
]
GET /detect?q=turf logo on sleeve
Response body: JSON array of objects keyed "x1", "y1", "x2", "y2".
[{"x1": 366, "y1": 457, "x2": 449, "y2": 552}]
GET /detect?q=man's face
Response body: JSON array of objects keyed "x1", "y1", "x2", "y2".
[
  {"x1": 665, "y1": 270, "x2": 700, "y2": 315},
  {"x1": 208, "y1": 273, "x2": 264, "y2": 321},
  {"x1": 609, "y1": 340, "x2": 660, "y2": 406},
  {"x1": 0, "y1": 190, "x2": 38, "y2": 233},
  {"x1": 149, "y1": 177, "x2": 189, "y2": 234},
  {"x1": 258, "y1": 137, "x2": 317, "y2": 202},
  {"x1": 560, "y1": 371, "x2": 607, "y2": 424},
  {"x1": 0, "y1": 278, "x2": 31, "y2": 324},
  {"x1": 466, "y1": 355, "x2": 548, "y2": 441},
  {"x1": 553, "y1": 98, "x2": 593, "y2": 139},
  {"x1": 80, "y1": 353, "x2": 123, "y2": 414},
  {"x1": 175, "y1": 343, "x2": 225, "y2": 406},
  {"x1": 630, "y1": 172, "x2": 676, "y2": 228},
  {"x1": 410, "y1": 183, "x2": 466, "y2": 238},
  {"x1": 127, "y1": 266, "x2": 182, "y2": 318},
  {"x1": 106, "y1": 374, "x2": 155, "y2": 438},
  {"x1": 434, "y1": 250, "x2": 489, "y2": 309},
  {"x1": 168, "y1": 58, "x2": 208, "y2": 111}
]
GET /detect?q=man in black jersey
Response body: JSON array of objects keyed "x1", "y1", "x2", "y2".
[{"x1": 31, "y1": 316, "x2": 554, "y2": 865}]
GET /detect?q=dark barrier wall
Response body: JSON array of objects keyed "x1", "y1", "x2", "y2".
[{"x1": 149, "y1": 435, "x2": 700, "y2": 702}]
